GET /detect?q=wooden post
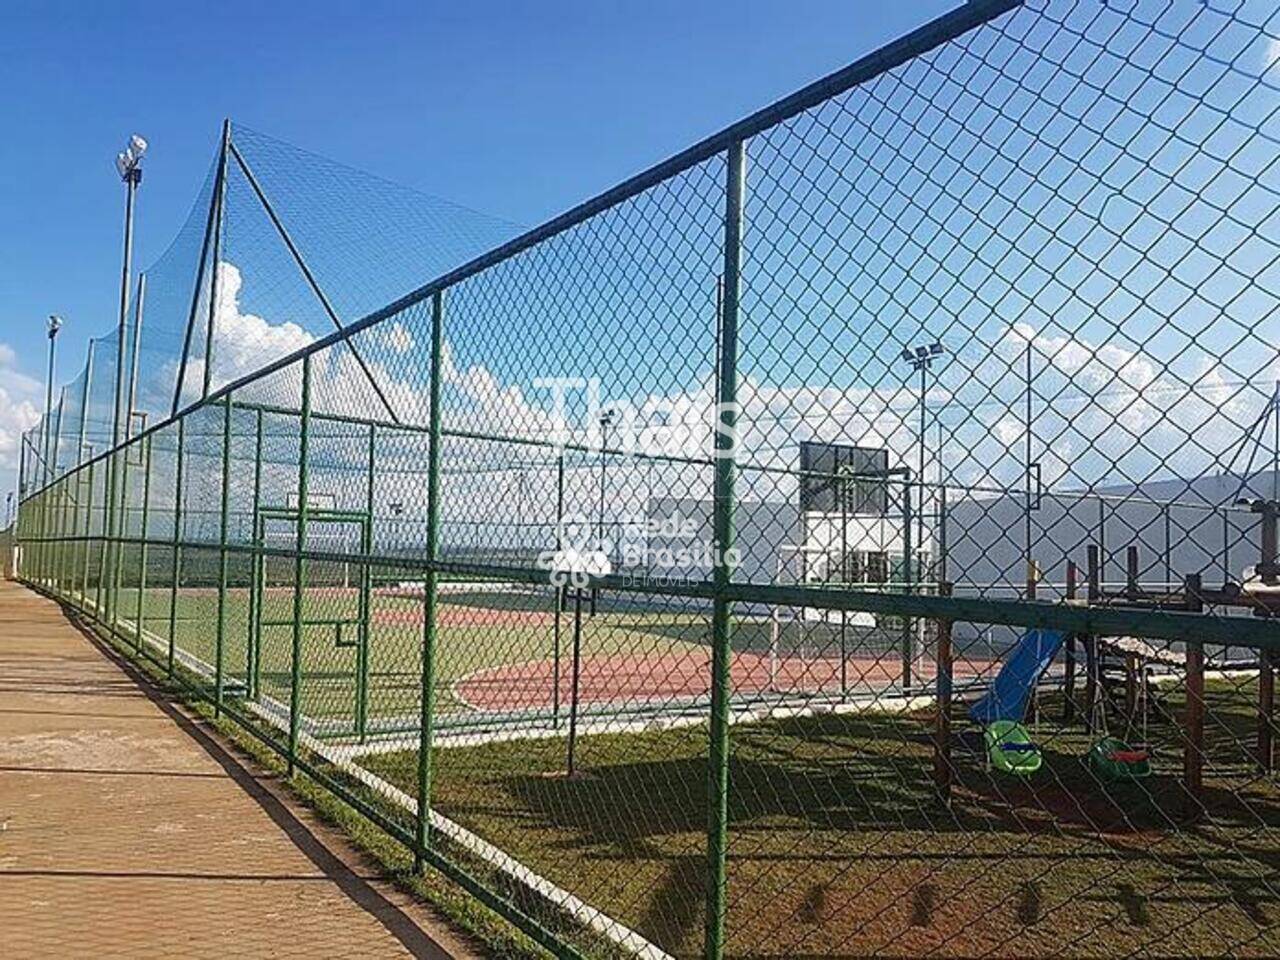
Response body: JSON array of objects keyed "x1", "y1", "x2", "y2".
[
  {"x1": 1123, "y1": 545, "x2": 1140, "y2": 726},
  {"x1": 1124, "y1": 653, "x2": 1138, "y2": 724},
  {"x1": 1259, "y1": 649, "x2": 1274, "y2": 774},
  {"x1": 1063, "y1": 560, "x2": 1077, "y2": 723},
  {"x1": 1184, "y1": 573, "x2": 1204, "y2": 820},
  {"x1": 934, "y1": 581, "x2": 953, "y2": 806},
  {"x1": 1026, "y1": 559, "x2": 1040, "y2": 724},
  {"x1": 1084, "y1": 545, "x2": 1101, "y2": 735}
]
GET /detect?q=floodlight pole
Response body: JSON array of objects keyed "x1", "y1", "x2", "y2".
[
  {"x1": 106, "y1": 144, "x2": 142, "y2": 628},
  {"x1": 42, "y1": 317, "x2": 62, "y2": 489},
  {"x1": 114, "y1": 166, "x2": 140, "y2": 454},
  {"x1": 897, "y1": 342, "x2": 945, "y2": 594}
]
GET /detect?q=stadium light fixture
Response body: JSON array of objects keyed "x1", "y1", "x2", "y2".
[
  {"x1": 896, "y1": 340, "x2": 948, "y2": 583},
  {"x1": 115, "y1": 134, "x2": 147, "y2": 181},
  {"x1": 901, "y1": 341, "x2": 946, "y2": 371}
]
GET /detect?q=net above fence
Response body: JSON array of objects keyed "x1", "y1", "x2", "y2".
[{"x1": 16, "y1": 1, "x2": 1280, "y2": 957}]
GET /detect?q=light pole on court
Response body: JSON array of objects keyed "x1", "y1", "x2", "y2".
[
  {"x1": 897, "y1": 341, "x2": 946, "y2": 584},
  {"x1": 42, "y1": 315, "x2": 63, "y2": 487}
]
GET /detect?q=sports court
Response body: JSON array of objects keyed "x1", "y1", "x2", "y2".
[{"x1": 13, "y1": 0, "x2": 1280, "y2": 957}]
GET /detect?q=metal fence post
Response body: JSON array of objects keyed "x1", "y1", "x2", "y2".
[
  {"x1": 901, "y1": 475, "x2": 914, "y2": 691},
  {"x1": 47, "y1": 393, "x2": 64, "y2": 593},
  {"x1": 58, "y1": 473, "x2": 69, "y2": 596},
  {"x1": 135, "y1": 434, "x2": 152, "y2": 646},
  {"x1": 705, "y1": 139, "x2": 743, "y2": 960},
  {"x1": 934, "y1": 581, "x2": 954, "y2": 806},
  {"x1": 111, "y1": 428, "x2": 132, "y2": 639},
  {"x1": 289, "y1": 355, "x2": 313, "y2": 777},
  {"x1": 247, "y1": 408, "x2": 264, "y2": 699},
  {"x1": 216, "y1": 396, "x2": 233, "y2": 717},
  {"x1": 168, "y1": 419, "x2": 186, "y2": 678},
  {"x1": 357, "y1": 421, "x2": 376, "y2": 743},
  {"x1": 416, "y1": 291, "x2": 445, "y2": 872},
  {"x1": 83, "y1": 454, "x2": 96, "y2": 602},
  {"x1": 1184, "y1": 573, "x2": 1205, "y2": 821}
]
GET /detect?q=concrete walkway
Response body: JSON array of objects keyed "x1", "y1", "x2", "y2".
[{"x1": 0, "y1": 580, "x2": 484, "y2": 959}]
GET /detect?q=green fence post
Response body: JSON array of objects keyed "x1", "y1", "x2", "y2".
[
  {"x1": 289, "y1": 354, "x2": 313, "y2": 778},
  {"x1": 113, "y1": 437, "x2": 132, "y2": 642},
  {"x1": 216, "y1": 396, "x2": 233, "y2": 717},
  {"x1": 82, "y1": 454, "x2": 96, "y2": 602},
  {"x1": 901, "y1": 475, "x2": 913, "y2": 691},
  {"x1": 64, "y1": 474, "x2": 75, "y2": 597},
  {"x1": 357, "y1": 421, "x2": 375, "y2": 743},
  {"x1": 705, "y1": 139, "x2": 744, "y2": 960},
  {"x1": 47, "y1": 392, "x2": 64, "y2": 592},
  {"x1": 71, "y1": 466, "x2": 81, "y2": 602},
  {"x1": 136, "y1": 434, "x2": 152, "y2": 647},
  {"x1": 63, "y1": 474, "x2": 75, "y2": 597},
  {"x1": 49, "y1": 478, "x2": 60, "y2": 596},
  {"x1": 168, "y1": 419, "x2": 186, "y2": 679},
  {"x1": 59, "y1": 474, "x2": 75, "y2": 598},
  {"x1": 416, "y1": 291, "x2": 445, "y2": 872},
  {"x1": 247, "y1": 408, "x2": 263, "y2": 699},
  {"x1": 73, "y1": 341, "x2": 95, "y2": 603},
  {"x1": 95, "y1": 451, "x2": 109, "y2": 619},
  {"x1": 54, "y1": 468, "x2": 67, "y2": 596}
]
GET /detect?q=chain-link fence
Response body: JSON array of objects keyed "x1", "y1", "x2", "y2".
[{"x1": 15, "y1": 1, "x2": 1280, "y2": 956}]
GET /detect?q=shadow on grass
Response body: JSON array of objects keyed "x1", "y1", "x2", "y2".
[{"x1": 362, "y1": 694, "x2": 1280, "y2": 955}]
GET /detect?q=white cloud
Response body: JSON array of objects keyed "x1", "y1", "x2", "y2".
[
  {"x1": 122, "y1": 260, "x2": 1276, "y2": 526},
  {"x1": 0, "y1": 343, "x2": 44, "y2": 508},
  {"x1": 385, "y1": 321, "x2": 413, "y2": 355},
  {"x1": 165, "y1": 261, "x2": 317, "y2": 408}
]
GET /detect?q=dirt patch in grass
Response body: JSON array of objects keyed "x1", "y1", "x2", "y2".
[{"x1": 454, "y1": 650, "x2": 998, "y2": 712}]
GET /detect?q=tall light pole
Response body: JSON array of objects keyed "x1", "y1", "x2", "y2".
[
  {"x1": 105, "y1": 133, "x2": 146, "y2": 624},
  {"x1": 113, "y1": 134, "x2": 146, "y2": 452},
  {"x1": 43, "y1": 315, "x2": 63, "y2": 486},
  {"x1": 898, "y1": 341, "x2": 946, "y2": 584}
]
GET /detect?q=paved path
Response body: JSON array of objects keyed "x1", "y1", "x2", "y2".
[{"x1": 0, "y1": 580, "x2": 483, "y2": 959}]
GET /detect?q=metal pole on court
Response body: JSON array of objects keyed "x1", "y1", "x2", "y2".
[
  {"x1": 705, "y1": 138, "x2": 743, "y2": 960},
  {"x1": 289, "y1": 354, "x2": 312, "y2": 777}
]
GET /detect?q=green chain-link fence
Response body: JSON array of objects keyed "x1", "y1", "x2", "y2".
[{"x1": 15, "y1": 0, "x2": 1280, "y2": 956}]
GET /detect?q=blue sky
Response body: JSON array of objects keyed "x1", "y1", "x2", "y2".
[
  {"x1": 0, "y1": 0, "x2": 956, "y2": 397},
  {"x1": 4, "y1": 0, "x2": 1278, "y2": 516}
]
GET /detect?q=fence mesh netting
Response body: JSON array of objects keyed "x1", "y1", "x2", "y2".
[{"x1": 16, "y1": 1, "x2": 1280, "y2": 957}]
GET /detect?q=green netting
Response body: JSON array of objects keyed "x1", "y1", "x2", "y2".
[{"x1": 16, "y1": 1, "x2": 1280, "y2": 957}]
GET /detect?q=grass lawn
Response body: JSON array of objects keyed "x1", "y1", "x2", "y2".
[
  {"x1": 103, "y1": 567, "x2": 707, "y2": 735},
  {"x1": 359, "y1": 680, "x2": 1280, "y2": 958}
]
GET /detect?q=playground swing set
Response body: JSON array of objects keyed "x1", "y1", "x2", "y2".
[{"x1": 935, "y1": 498, "x2": 1280, "y2": 808}]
